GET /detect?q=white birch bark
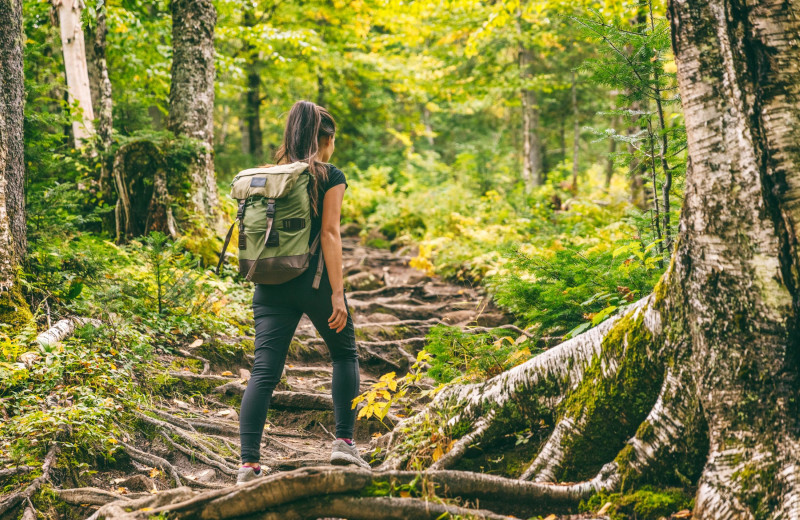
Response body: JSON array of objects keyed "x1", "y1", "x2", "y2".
[{"x1": 54, "y1": 0, "x2": 95, "y2": 147}]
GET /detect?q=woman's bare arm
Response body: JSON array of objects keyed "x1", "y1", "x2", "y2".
[{"x1": 320, "y1": 184, "x2": 347, "y2": 332}]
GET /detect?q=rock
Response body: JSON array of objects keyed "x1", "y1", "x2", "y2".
[
  {"x1": 239, "y1": 368, "x2": 251, "y2": 381},
  {"x1": 18, "y1": 352, "x2": 41, "y2": 368},
  {"x1": 112, "y1": 474, "x2": 154, "y2": 492},
  {"x1": 441, "y1": 310, "x2": 476, "y2": 325},
  {"x1": 363, "y1": 313, "x2": 398, "y2": 323},
  {"x1": 345, "y1": 271, "x2": 384, "y2": 291},
  {"x1": 340, "y1": 222, "x2": 362, "y2": 237},
  {"x1": 195, "y1": 469, "x2": 216, "y2": 482},
  {"x1": 475, "y1": 313, "x2": 508, "y2": 327},
  {"x1": 216, "y1": 409, "x2": 239, "y2": 421},
  {"x1": 406, "y1": 270, "x2": 429, "y2": 284}
]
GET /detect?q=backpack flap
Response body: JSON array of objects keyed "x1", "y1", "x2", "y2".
[{"x1": 230, "y1": 161, "x2": 309, "y2": 200}]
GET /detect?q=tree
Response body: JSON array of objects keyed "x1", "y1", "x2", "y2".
[
  {"x1": 53, "y1": 0, "x2": 95, "y2": 147},
  {"x1": 0, "y1": 0, "x2": 31, "y2": 328},
  {"x1": 168, "y1": 0, "x2": 219, "y2": 224}
]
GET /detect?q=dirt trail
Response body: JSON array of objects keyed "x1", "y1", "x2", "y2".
[{"x1": 82, "y1": 238, "x2": 514, "y2": 498}]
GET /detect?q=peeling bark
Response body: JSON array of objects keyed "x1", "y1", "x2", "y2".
[{"x1": 54, "y1": 0, "x2": 95, "y2": 147}]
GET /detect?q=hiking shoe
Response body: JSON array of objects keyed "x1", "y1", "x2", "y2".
[
  {"x1": 330, "y1": 439, "x2": 371, "y2": 469},
  {"x1": 236, "y1": 466, "x2": 264, "y2": 485}
]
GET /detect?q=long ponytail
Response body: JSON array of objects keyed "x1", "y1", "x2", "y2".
[{"x1": 273, "y1": 100, "x2": 336, "y2": 216}]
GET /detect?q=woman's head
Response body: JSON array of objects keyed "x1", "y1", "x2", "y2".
[{"x1": 274, "y1": 100, "x2": 336, "y2": 215}]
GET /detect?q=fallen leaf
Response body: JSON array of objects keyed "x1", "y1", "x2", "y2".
[
  {"x1": 371, "y1": 432, "x2": 383, "y2": 438},
  {"x1": 399, "y1": 490, "x2": 411, "y2": 498},
  {"x1": 149, "y1": 468, "x2": 161, "y2": 478},
  {"x1": 542, "y1": 515, "x2": 557, "y2": 520},
  {"x1": 673, "y1": 510, "x2": 692, "y2": 518},
  {"x1": 116, "y1": 487, "x2": 128, "y2": 494},
  {"x1": 188, "y1": 339, "x2": 203, "y2": 349},
  {"x1": 220, "y1": 371, "x2": 234, "y2": 377}
]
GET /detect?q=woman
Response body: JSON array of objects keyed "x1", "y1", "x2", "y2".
[{"x1": 237, "y1": 100, "x2": 369, "y2": 484}]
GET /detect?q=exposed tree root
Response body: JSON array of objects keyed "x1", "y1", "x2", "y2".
[
  {"x1": 519, "y1": 415, "x2": 588, "y2": 482},
  {"x1": 429, "y1": 410, "x2": 496, "y2": 470},
  {"x1": 90, "y1": 466, "x2": 629, "y2": 520},
  {"x1": 121, "y1": 441, "x2": 182, "y2": 486},
  {"x1": 177, "y1": 349, "x2": 210, "y2": 375},
  {"x1": 35, "y1": 317, "x2": 102, "y2": 347},
  {"x1": 160, "y1": 433, "x2": 238, "y2": 476},
  {"x1": 0, "y1": 466, "x2": 33, "y2": 479},
  {"x1": 133, "y1": 411, "x2": 234, "y2": 467},
  {"x1": 0, "y1": 443, "x2": 59, "y2": 516},
  {"x1": 53, "y1": 487, "x2": 141, "y2": 506}
]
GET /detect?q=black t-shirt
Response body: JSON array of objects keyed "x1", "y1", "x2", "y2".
[{"x1": 308, "y1": 163, "x2": 347, "y2": 247}]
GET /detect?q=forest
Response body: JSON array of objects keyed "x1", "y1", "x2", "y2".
[{"x1": 0, "y1": 0, "x2": 798, "y2": 518}]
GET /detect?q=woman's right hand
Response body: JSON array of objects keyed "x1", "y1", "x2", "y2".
[{"x1": 328, "y1": 290, "x2": 348, "y2": 333}]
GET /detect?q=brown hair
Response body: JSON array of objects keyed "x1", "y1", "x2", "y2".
[{"x1": 273, "y1": 100, "x2": 336, "y2": 216}]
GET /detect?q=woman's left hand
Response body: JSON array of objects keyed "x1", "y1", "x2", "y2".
[{"x1": 328, "y1": 291, "x2": 348, "y2": 333}]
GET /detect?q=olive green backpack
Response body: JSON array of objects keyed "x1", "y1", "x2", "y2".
[{"x1": 216, "y1": 161, "x2": 324, "y2": 288}]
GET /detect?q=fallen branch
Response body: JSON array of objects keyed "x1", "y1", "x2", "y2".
[
  {"x1": 35, "y1": 317, "x2": 102, "y2": 347},
  {"x1": 177, "y1": 349, "x2": 211, "y2": 375}
]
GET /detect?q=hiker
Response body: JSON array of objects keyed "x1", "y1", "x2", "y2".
[{"x1": 235, "y1": 100, "x2": 370, "y2": 484}]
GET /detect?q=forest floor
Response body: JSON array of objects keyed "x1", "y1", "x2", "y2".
[{"x1": 37, "y1": 237, "x2": 560, "y2": 517}]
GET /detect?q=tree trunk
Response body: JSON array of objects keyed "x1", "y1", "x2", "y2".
[
  {"x1": 54, "y1": 0, "x2": 95, "y2": 148},
  {"x1": 168, "y1": 0, "x2": 219, "y2": 222},
  {"x1": 243, "y1": 8, "x2": 263, "y2": 161},
  {"x1": 93, "y1": 0, "x2": 115, "y2": 234},
  {"x1": 0, "y1": 0, "x2": 31, "y2": 329},
  {"x1": 666, "y1": 0, "x2": 800, "y2": 515},
  {"x1": 516, "y1": 7, "x2": 542, "y2": 192}
]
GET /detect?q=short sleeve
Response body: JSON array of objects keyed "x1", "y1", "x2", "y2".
[{"x1": 326, "y1": 164, "x2": 348, "y2": 192}]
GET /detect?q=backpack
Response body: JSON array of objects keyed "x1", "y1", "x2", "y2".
[{"x1": 216, "y1": 161, "x2": 324, "y2": 288}]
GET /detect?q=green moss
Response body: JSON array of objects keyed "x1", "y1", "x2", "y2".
[
  {"x1": 0, "y1": 282, "x2": 33, "y2": 333},
  {"x1": 636, "y1": 420, "x2": 656, "y2": 443},
  {"x1": 581, "y1": 487, "x2": 693, "y2": 520},
  {"x1": 557, "y1": 311, "x2": 664, "y2": 481},
  {"x1": 196, "y1": 338, "x2": 249, "y2": 371}
]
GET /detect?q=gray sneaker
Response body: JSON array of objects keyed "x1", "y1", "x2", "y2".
[
  {"x1": 236, "y1": 465, "x2": 265, "y2": 485},
  {"x1": 330, "y1": 439, "x2": 371, "y2": 469}
]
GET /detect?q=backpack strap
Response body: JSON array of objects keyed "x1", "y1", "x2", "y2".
[
  {"x1": 312, "y1": 236, "x2": 324, "y2": 290},
  {"x1": 245, "y1": 198, "x2": 276, "y2": 282},
  {"x1": 216, "y1": 200, "x2": 247, "y2": 275}
]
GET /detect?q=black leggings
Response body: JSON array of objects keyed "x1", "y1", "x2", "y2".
[{"x1": 239, "y1": 253, "x2": 360, "y2": 464}]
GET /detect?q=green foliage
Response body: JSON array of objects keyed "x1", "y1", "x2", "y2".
[
  {"x1": 580, "y1": 486, "x2": 694, "y2": 520},
  {"x1": 424, "y1": 326, "x2": 537, "y2": 384},
  {"x1": 0, "y1": 325, "x2": 132, "y2": 467}
]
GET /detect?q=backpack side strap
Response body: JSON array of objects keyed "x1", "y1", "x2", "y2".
[
  {"x1": 216, "y1": 200, "x2": 247, "y2": 275},
  {"x1": 310, "y1": 231, "x2": 323, "y2": 289}
]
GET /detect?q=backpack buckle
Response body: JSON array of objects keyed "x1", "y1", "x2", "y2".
[{"x1": 266, "y1": 200, "x2": 276, "y2": 218}]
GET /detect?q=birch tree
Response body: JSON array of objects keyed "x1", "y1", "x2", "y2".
[{"x1": 53, "y1": 0, "x2": 95, "y2": 147}]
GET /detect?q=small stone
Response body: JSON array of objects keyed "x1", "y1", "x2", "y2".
[
  {"x1": 18, "y1": 352, "x2": 41, "y2": 368},
  {"x1": 239, "y1": 368, "x2": 251, "y2": 381},
  {"x1": 113, "y1": 474, "x2": 154, "y2": 492},
  {"x1": 345, "y1": 271, "x2": 384, "y2": 291},
  {"x1": 364, "y1": 313, "x2": 398, "y2": 323},
  {"x1": 475, "y1": 313, "x2": 508, "y2": 327},
  {"x1": 195, "y1": 469, "x2": 216, "y2": 482}
]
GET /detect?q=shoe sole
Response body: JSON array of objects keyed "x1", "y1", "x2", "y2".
[{"x1": 330, "y1": 452, "x2": 371, "y2": 469}]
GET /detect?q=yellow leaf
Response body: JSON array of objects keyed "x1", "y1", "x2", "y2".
[
  {"x1": 542, "y1": 515, "x2": 557, "y2": 520},
  {"x1": 399, "y1": 490, "x2": 411, "y2": 498},
  {"x1": 149, "y1": 468, "x2": 161, "y2": 478},
  {"x1": 432, "y1": 446, "x2": 444, "y2": 462},
  {"x1": 220, "y1": 371, "x2": 234, "y2": 377},
  {"x1": 387, "y1": 379, "x2": 398, "y2": 392},
  {"x1": 371, "y1": 432, "x2": 382, "y2": 438}
]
